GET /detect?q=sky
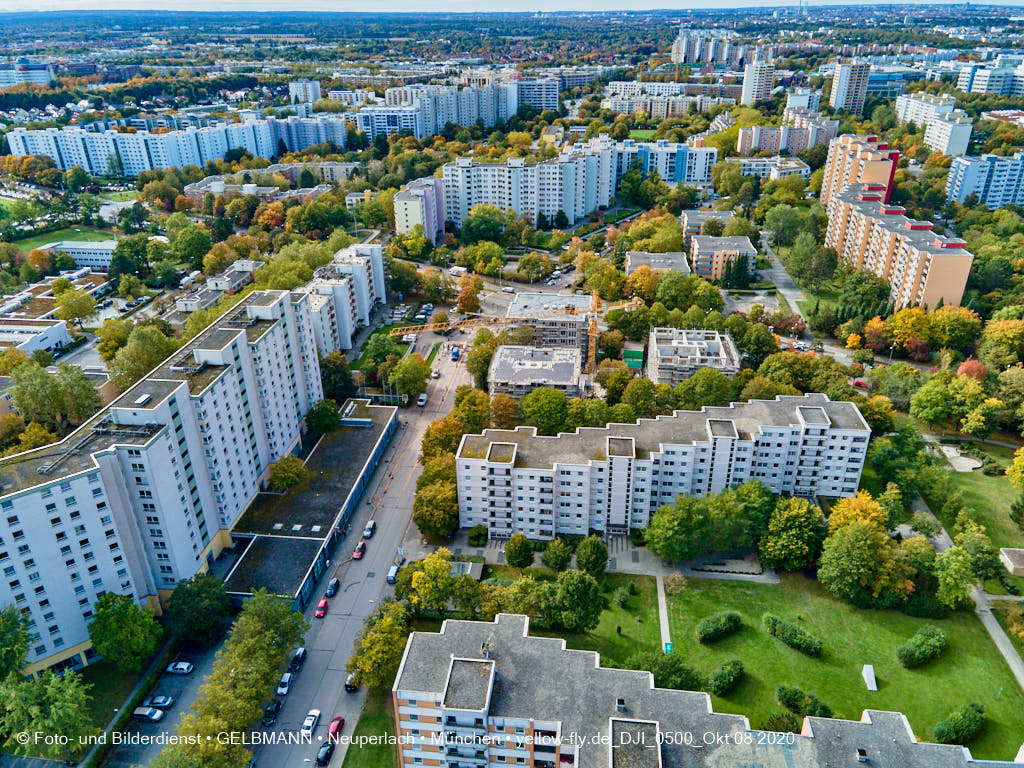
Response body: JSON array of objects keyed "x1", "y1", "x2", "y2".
[{"x1": 1, "y1": 0, "x2": 1020, "y2": 12}]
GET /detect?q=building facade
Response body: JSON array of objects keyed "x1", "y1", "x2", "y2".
[
  {"x1": 505, "y1": 293, "x2": 592, "y2": 362},
  {"x1": 0, "y1": 290, "x2": 323, "y2": 675},
  {"x1": 737, "y1": 156, "x2": 811, "y2": 180},
  {"x1": 829, "y1": 61, "x2": 871, "y2": 113},
  {"x1": 819, "y1": 134, "x2": 899, "y2": 207},
  {"x1": 288, "y1": 79, "x2": 322, "y2": 104},
  {"x1": 923, "y1": 112, "x2": 973, "y2": 156},
  {"x1": 646, "y1": 328, "x2": 741, "y2": 385},
  {"x1": 945, "y1": 152, "x2": 1024, "y2": 209},
  {"x1": 487, "y1": 346, "x2": 583, "y2": 400},
  {"x1": 741, "y1": 59, "x2": 775, "y2": 106},
  {"x1": 455, "y1": 394, "x2": 869, "y2": 539},
  {"x1": 825, "y1": 183, "x2": 974, "y2": 309},
  {"x1": 736, "y1": 109, "x2": 838, "y2": 156},
  {"x1": 394, "y1": 177, "x2": 446, "y2": 245},
  {"x1": 689, "y1": 235, "x2": 757, "y2": 280}
]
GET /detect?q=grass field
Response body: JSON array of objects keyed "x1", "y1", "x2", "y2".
[
  {"x1": 12, "y1": 225, "x2": 114, "y2": 253},
  {"x1": 350, "y1": 326, "x2": 410, "y2": 370},
  {"x1": 628, "y1": 129, "x2": 657, "y2": 140},
  {"x1": 341, "y1": 689, "x2": 397, "y2": 768},
  {"x1": 664, "y1": 573, "x2": 1024, "y2": 759},
  {"x1": 101, "y1": 190, "x2": 140, "y2": 202},
  {"x1": 921, "y1": 442, "x2": 1024, "y2": 551}
]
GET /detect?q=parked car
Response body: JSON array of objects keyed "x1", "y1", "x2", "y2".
[
  {"x1": 854, "y1": 380, "x2": 866, "y2": 388},
  {"x1": 301, "y1": 709, "x2": 321, "y2": 737},
  {"x1": 315, "y1": 597, "x2": 329, "y2": 618},
  {"x1": 277, "y1": 672, "x2": 293, "y2": 696},
  {"x1": 140, "y1": 695, "x2": 174, "y2": 709},
  {"x1": 316, "y1": 741, "x2": 335, "y2": 766},
  {"x1": 166, "y1": 661, "x2": 193, "y2": 675},
  {"x1": 431, "y1": 369, "x2": 440, "y2": 379},
  {"x1": 344, "y1": 673, "x2": 358, "y2": 693},
  {"x1": 363, "y1": 520, "x2": 376, "y2": 539},
  {"x1": 353, "y1": 540, "x2": 366, "y2": 559},
  {"x1": 386, "y1": 565, "x2": 399, "y2": 584},
  {"x1": 133, "y1": 707, "x2": 165, "y2": 723},
  {"x1": 328, "y1": 716, "x2": 345, "y2": 742},
  {"x1": 417, "y1": 393, "x2": 428, "y2": 407},
  {"x1": 290, "y1": 647, "x2": 307, "y2": 672},
  {"x1": 501, "y1": 286, "x2": 515, "y2": 293},
  {"x1": 325, "y1": 577, "x2": 340, "y2": 597},
  {"x1": 262, "y1": 698, "x2": 282, "y2": 727}
]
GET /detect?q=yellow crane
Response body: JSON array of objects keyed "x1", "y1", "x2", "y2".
[{"x1": 388, "y1": 293, "x2": 644, "y2": 374}]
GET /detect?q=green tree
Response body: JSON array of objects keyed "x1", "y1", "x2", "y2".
[
  {"x1": 421, "y1": 414, "x2": 465, "y2": 461},
  {"x1": 166, "y1": 574, "x2": 230, "y2": 647},
  {"x1": 520, "y1": 386, "x2": 568, "y2": 436},
  {"x1": 490, "y1": 393, "x2": 518, "y2": 429},
  {"x1": 55, "y1": 288, "x2": 97, "y2": 326},
  {"x1": 268, "y1": 454, "x2": 308, "y2": 490},
  {"x1": 555, "y1": 570, "x2": 602, "y2": 632},
  {"x1": 758, "y1": 497, "x2": 826, "y2": 572},
  {"x1": 764, "y1": 204, "x2": 802, "y2": 247},
  {"x1": 173, "y1": 225, "x2": 213, "y2": 270},
  {"x1": 541, "y1": 538, "x2": 573, "y2": 571},
  {"x1": 505, "y1": 532, "x2": 535, "y2": 569},
  {"x1": 673, "y1": 368, "x2": 733, "y2": 411},
  {"x1": 96, "y1": 318, "x2": 133, "y2": 362},
  {"x1": 110, "y1": 325, "x2": 177, "y2": 392},
  {"x1": 456, "y1": 389, "x2": 491, "y2": 434},
  {"x1": 87, "y1": 593, "x2": 162, "y2": 673},
  {"x1": 413, "y1": 482, "x2": 460, "y2": 539},
  {"x1": 0, "y1": 670, "x2": 94, "y2": 760},
  {"x1": 390, "y1": 353, "x2": 431, "y2": 398},
  {"x1": 817, "y1": 521, "x2": 898, "y2": 604},
  {"x1": 935, "y1": 546, "x2": 976, "y2": 608},
  {"x1": 305, "y1": 399, "x2": 340, "y2": 436},
  {"x1": 0, "y1": 605, "x2": 29, "y2": 679},
  {"x1": 575, "y1": 535, "x2": 608, "y2": 578},
  {"x1": 320, "y1": 350, "x2": 357, "y2": 402},
  {"x1": 461, "y1": 204, "x2": 506, "y2": 245},
  {"x1": 347, "y1": 601, "x2": 410, "y2": 689}
]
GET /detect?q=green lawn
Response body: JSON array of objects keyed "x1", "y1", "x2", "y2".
[
  {"x1": 79, "y1": 659, "x2": 145, "y2": 731},
  {"x1": 628, "y1": 129, "x2": 657, "y2": 140},
  {"x1": 921, "y1": 442, "x2": 1024, "y2": 550},
  {"x1": 101, "y1": 190, "x2": 140, "y2": 202},
  {"x1": 664, "y1": 573, "x2": 1024, "y2": 759},
  {"x1": 12, "y1": 225, "x2": 114, "y2": 253},
  {"x1": 341, "y1": 688, "x2": 397, "y2": 768},
  {"x1": 350, "y1": 326, "x2": 410, "y2": 370}
]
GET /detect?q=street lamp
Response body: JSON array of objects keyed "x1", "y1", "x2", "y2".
[{"x1": 888, "y1": 343, "x2": 896, "y2": 363}]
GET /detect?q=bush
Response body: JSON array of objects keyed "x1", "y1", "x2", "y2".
[
  {"x1": 775, "y1": 684, "x2": 832, "y2": 717},
  {"x1": 612, "y1": 586, "x2": 629, "y2": 608},
  {"x1": 901, "y1": 593, "x2": 952, "y2": 619},
  {"x1": 629, "y1": 528, "x2": 646, "y2": 547},
  {"x1": 896, "y1": 625, "x2": 947, "y2": 668},
  {"x1": 467, "y1": 524, "x2": 488, "y2": 547},
  {"x1": 933, "y1": 703, "x2": 985, "y2": 745},
  {"x1": 762, "y1": 712, "x2": 801, "y2": 733},
  {"x1": 763, "y1": 613, "x2": 823, "y2": 656},
  {"x1": 695, "y1": 611, "x2": 743, "y2": 643},
  {"x1": 706, "y1": 659, "x2": 744, "y2": 696}
]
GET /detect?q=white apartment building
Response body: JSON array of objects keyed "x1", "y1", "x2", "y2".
[
  {"x1": 945, "y1": 151, "x2": 1024, "y2": 208},
  {"x1": 786, "y1": 87, "x2": 821, "y2": 111},
  {"x1": 600, "y1": 94, "x2": 734, "y2": 118},
  {"x1": 327, "y1": 89, "x2": 376, "y2": 106},
  {"x1": 0, "y1": 290, "x2": 323, "y2": 675},
  {"x1": 39, "y1": 240, "x2": 118, "y2": 271},
  {"x1": 669, "y1": 28, "x2": 760, "y2": 66},
  {"x1": 737, "y1": 156, "x2": 811, "y2": 180},
  {"x1": 288, "y1": 79, "x2": 322, "y2": 105},
  {"x1": 646, "y1": 328, "x2": 741, "y2": 385},
  {"x1": 923, "y1": 112, "x2": 973, "y2": 156},
  {"x1": 0, "y1": 318, "x2": 72, "y2": 354},
  {"x1": 0, "y1": 59, "x2": 55, "y2": 88},
  {"x1": 829, "y1": 61, "x2": 871, "y2": 113},
  {"x1": 737, "y1": 108, "x2": 839, "y2": 156},
  {"x1": 505, "y1": 293, "x2": 592, "y2": 361},
  {"x1": 741, "y1": 59, "x2": 775, "y2": 106},
  {"x1": 455, "y1": 394, "x2": 869, "y2": 539},
  {"x1": 515, "y1": 78, "x2": 560, "y2": 112},
  {"x1": 894, "y1": 92, "x2": 956, "y2": 126},
  {"x1": 394, "y1": 177, "x2": 445, "y2": 245}
]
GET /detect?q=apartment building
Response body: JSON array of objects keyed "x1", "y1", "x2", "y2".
[
  {"x1": 393, "y1": 613, "x2": 1011, "y2": 768},
  {"x1": 829, "y1": 61, "x2": 871, "y2": 113},
  {"x1": 505, "y1": 293, "x2": 592, "y2": 361},
  {"x1": 39, "y1": 240, "x2": 118, "y2": 271},
  {"x1": 0, "y1": 290, "x2": 323, "y2": 676},
  {"x1": 646, "y1": 328, "x2": 741, "y2": 385},
  {"x1": 0, "y1": 318, "x2": 72, "y2": 354},
  {"x1": 624, "y1": 251, "x2": 691, "y2": 275},
  {"x1": 455, "y1": 393, "x2": 869, "y2": 539},
  {"x1": 515, "y1": 78, "x2": 560, "y2": 112},
  {"x1": 288, "y1": 79, "x2": 322, "y2": 105},
  {"x1": 740, "y1": 58, "x2": 775, "y2": 106},
  {"x1": 605, "y1": 81, "x2": 743, "y2": 102},
  {"x1": 394, "y1": 177, "x2": 446, "y2": 245},
  {"x1": 945, "y1": 152, "x2": 1024, "y2": 208},
  {"x1": 825, "y1": 184, "x2": 973, "y2": 309},
  {"x1": 924, "y1": 112, "x2": 973, "y2": 156},
  {"x1": 487, "y1": 346, "x2": 583, "y2": 400},
  {"x1": 737, "y1": 156, "x2": 811, "y2": 180},
  {"x1": 327, "y1": 89, "x2": 376, "y2": 106},
  {"x1": 895, "y1": 92, "x2": 956, "y2": 125},
  {"x1": 819, "y1": 134, "x2": 899, "y2": 207},
  {"x1": 7, "y1": 115, "x2": 350, "y2": 177},
  {"x1": 680, "y1": 209, "x2": 733, "y2": 239},
  {"x1": 669, "y1": 28, "x2": 760, "y2": 66},
  {"x1": 689, "y1": 235, "x2": 757, "y2": 280},
  {"x1": 737, "y1": 108, "x2": 838, "y2": 156},
  {"x1": 600, "y1": 94, "x2": 734, "y2": 118},
  {"x1": 0, "y1": 58, "x2": 55, "y2": 88},
  {"x1": 786, "y1": 87, "x2": 821, "y2": 111}
]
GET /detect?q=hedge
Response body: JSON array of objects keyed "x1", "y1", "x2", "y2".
[
  {"x1": 467, "y1": 524, "x2": 488, "y2": 547},
  {"x1": 896, "y1": 625, "x2": 947, "y2": 668},
  {"x1": 762, "y1": 612, "x2": 823, "y2": 656},
  {"x1": 695, "y1": 611, "x2": 743, "y2": 644},
  {"x1": 706, "y1": 659, "x2": 744, "y2": 696},
  {"x1": 775, "y1": 684, "x2": 832, "y2": 718},
  {"x1": 934, "y1": 703, "x2": 985, "y2": 745}
]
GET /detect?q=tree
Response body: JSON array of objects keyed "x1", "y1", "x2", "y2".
[
  {"x1": 955, "y1": 522, "x2": 1002, "y2": 582},
  {"x1": 110, "y1": 325, "x2": 177, "y2": 392},
  {"x1": 88, "y1": 593, "x2": 162, "y2": 673},
  {"x1": 622, "y1": 377, "x2": 658, "y2": 419},
  {"x1": 0, "y1": 670, "x2": 94, "y2": 760},
  {"x1": 4, "y1": 423, "x2": 57, "y2": 455},
  {"x1": 456, "y1": 389, "x2": 490, "y2": 434},
  {"x1": 490, "y1": 393, "x2": 518, "y2": 429},
  {"x1": 575, "y1": 535, "x2": 608, "y2": 578},
  {"x1": 306, "y1": 399, "x2": 340, "y2": 436},
  {"x1": 817, "y1": 521, "x2": 901, "y2": 605},
  {"x1": 0, "y1": 348, "x2": 28, "y2": 375},
  {"x1": 764, "y1": 204, "x2": 802, "y2": 247},
  {"x1": 520, "y1": 387, "x2": 568, "y2": 436},
  {"x1": 413, "y1": 482, "x2": 459, "y2": 539},
  {"x1": 935, "y1": 546, "x2": 976, "y2": 608},
  {"x1": 828, "y1": 491, "x2": 887, "y2": 533},
  {"x1": 461, "y1": 204, "x2": 506, "y2": 244},
  {"x1": 673, "y1": 368, "x2": 732, "y2": 411},
  {"x1": 505, "y1": 533, "x2": 535, "y2": 569},
  {"x1": 541, "y1": 538, "x2": 573, "y2": 571},
  {"x1": 408, "y1": 549, "x2": 456, "y2": 614},
  {"x1": 55, "y1": 288, "x2": 97, "y2": 326},
  {"x1": 390, "y1": 353, "x2": 431, "y2": 398},
  {"x1": 268, "y1": 455, "x2": 307, "y2": 490},
  {"x1": 421, "y1": 414, "x2": 465, "y2": 461},
  {"x1": 387, "y1": 259, "x2": 419, "y2": 294},
  {"x1": 347, "y1": 601, "x2": 410, "y2": 689},
  {"x1": 173, "y1": 225, "x2": 213, "y2": 270},
  {"x1": 555, "y1": 570, "x2": 602, "y2": 632},
  {"x1": 119, "y1": 273, "x2": 145, "y2": 298},
  {"x1": 758, "y1": 497, "x2": 827, "y2": 572},
  {"x1": 0, "y1": 605, "x2": 29, "y2": 679},
  {"x1": 456, "y1": 284, "x2": 481, "y2": 314},
  {"x1": 320, "y1": 351, "x2": 357, "y2": 402},
  {"x1": 166, "y1": 574, "x2": 230, "y2": 647},
  {"x1": 96, "y1": 317, "x2": 134, "y2": 362}
]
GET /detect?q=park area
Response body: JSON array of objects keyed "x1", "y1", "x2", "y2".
[
  {"x1": 341, "y1": 690, "x2": 396, "y2": 768},
  {"x1": 11, "y1": 224, "x2": 113, "y2": 253}
]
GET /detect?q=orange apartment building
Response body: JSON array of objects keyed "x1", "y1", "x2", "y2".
[
  {"x1": 819, "y1": 134, "x2": 899, "y2": 207},
  {"x1": 825, "y1": 184, "x2": 973, "y2": 309}
]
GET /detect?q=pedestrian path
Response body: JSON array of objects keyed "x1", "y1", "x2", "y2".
[{"x1": 655, "y1": 574, "x2": 671, "y2": 652}]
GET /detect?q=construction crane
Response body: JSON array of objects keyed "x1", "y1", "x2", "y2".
[{"x1": 389, "y1": 293, "x2": 644, "y2": 374}]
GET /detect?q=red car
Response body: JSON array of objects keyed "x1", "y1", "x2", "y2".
[
  {"x1": 353, "y1": 540, "x2": 366, "y2": 560},
  {"x1": 854, "y1": 379, "x2": 867, "y2": 388},
  {"x1": 328, "y1": 716, "x2": 345, "y2": 742},
  {"x1": 314, "y1": 597, "x2": 329, "y2": 618}
]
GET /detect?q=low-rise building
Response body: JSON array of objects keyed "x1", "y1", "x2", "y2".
[
  {"x1": 206, "y1": 260, "x2": 264, "y2": 294},
  {"x1": 0, "y1": 317, "x2": 72, "y2": 354},
  {"x1": 624, "y1": 251, "x2": 691, "y2": 275},
  {"x1": 487, "y1": 345, "x2": 583, "y2": 400},
  {"x1": 39, "y1": 240, "x2": 118, "y2": 271},
  {"x1": 174, "y1": 286, "x2": 223, "y2": 313},
  {"x1": 646, "y1": 328, "x2": 741, "y2": 385},
  {"x1": 690, "y1": 235, "x2": 757, "y2": 280},
  {"x1": 737, "y1": 156, "x2": 811, "y2": 180},
  {"x1": 680, "y1": 208, "x2": 734, "y2": 238},
  {"x1": 455, "y1": 393, "x2": 869, "y2": 539}
]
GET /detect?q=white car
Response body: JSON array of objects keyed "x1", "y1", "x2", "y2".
[
  {"x1": 301, "y1": 709, "x2": 321, "y2": 736},
  {"x1": 277, "y1": 672, "x2": 293, "y2": 696},
  {"x1": 166, "y1": 661, "x2": 194, "y2": 675}
]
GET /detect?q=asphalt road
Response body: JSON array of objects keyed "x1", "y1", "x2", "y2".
[{"x1": 249, "y1": 331, "x2": 471, "y2": 768}]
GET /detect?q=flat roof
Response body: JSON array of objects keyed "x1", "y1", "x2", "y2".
[
  {"x1": 222, "y1": 535, "x2": 324, "y2": 596},
  {"x1": 691, "y1": 235, "x2": 757, "y2": 254},
  {"x1": 506, "y1": 292, "x2": 591, "y2": 320},
  {"x1": 624, "y1": 252, "x2": 691, "y2": 275},
  {"x1": 443, "y1": 658, "x2": 493, "y2": 710},
  {"x1": 489, "y1": 345, "x2": 582, "y2": 387}
]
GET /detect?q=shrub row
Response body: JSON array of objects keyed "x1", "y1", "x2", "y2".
[
  {"x1": 762, "y1": 612, "x2": 823, "y2": 657},
  {"x1": 775, "y1": 684, "x2": 832, "y2": 718},
  {"x1": 695, "y1": 611, "x2": 743, "y2": 644},
  {"x1": 706, "y1": 659, "x2": 745, "y2": 696},
  {"x1": 896, "y1": 625, "x2": 947, "y2": 668},
  {"x1": 934, "y1": 703, "x2": 985, "y2": 745}
]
